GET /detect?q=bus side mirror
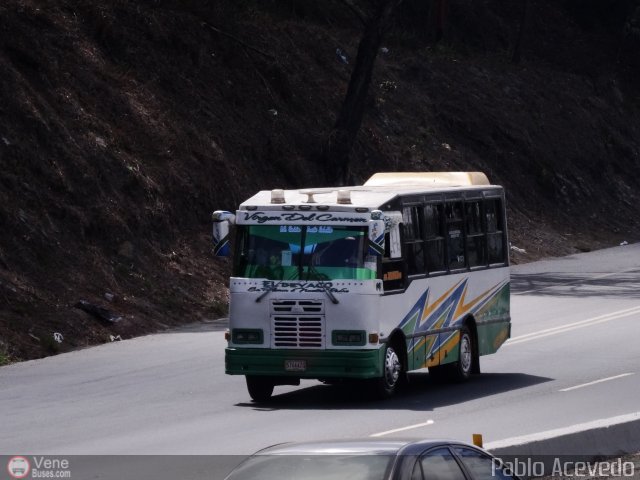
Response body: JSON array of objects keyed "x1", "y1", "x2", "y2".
[
  {"x1": 368, "y1": 219, "x2": 385, "y2": 256},
  {"x1": 212, "y1": 210, "x2": 235, "y2": 257}
]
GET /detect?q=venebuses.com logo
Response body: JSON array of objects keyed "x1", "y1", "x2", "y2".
[
  {"x1": 6, "y1": 456, "x2": 72, "y2": 478},
  {"x1": 7, "y1": 456, "x2": 30, "y2": 479}
]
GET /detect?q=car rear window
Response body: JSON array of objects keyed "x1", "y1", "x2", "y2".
[{"x1": 225, "y1": 454, "x2": 394, "y2": 480}]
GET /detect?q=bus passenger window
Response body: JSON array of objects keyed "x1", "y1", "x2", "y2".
[
  {"x1": 403, "y1": 206, "x2": 426, "y2": 275},
  {"x1": 467, "y1": 235, "x2": 487, "y2": 267},
  {"x1": 466, "y1": 201, "x2": 487, "y2": 267},
  {"x1": 486, "y1": 200, "x2": 500, "y2": 232},
  {"x1": 486, "y1": 198, "x2": 505, "y2": 264},
  {"x1": 407, "y1": 242, "x2": 425, "y2": 275},
  {"x1": 465, "y1": 201, "x2": 482, "y2": 235},
  {"x1": 382, "y1": 260, "x2": 405, "y2": 291},
  {"x1": 448, "y1": 227, "x2": 465, "y2": 269},
  {"x1": 446, "y1": 202, "x2": 465, "y2": 270},
  {"x1": 446, "y1": 202, "x2": 463, "y2": 221},
  {"x1": 426, "y1": 238, "x2": 446, "y2": 272},
  {"x1": 488, "y1": 235, "x2": 504, "y2": 264},
  {"x1": 425, "y1": 204, "x2": 446, "y2": 273}
]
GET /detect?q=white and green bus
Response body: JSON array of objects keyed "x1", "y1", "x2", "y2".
[{"x1": 213, "y1": 172, "x2": 510, "y2": 401}]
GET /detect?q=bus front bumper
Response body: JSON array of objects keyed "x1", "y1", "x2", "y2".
[{"x1": 225, "y1": 347, "x2": 384, "y2": 379}]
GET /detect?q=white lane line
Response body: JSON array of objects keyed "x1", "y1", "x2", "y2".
[
  {"x1": 505, "y1": 305, "x2": 640, "y2": 346},
  {"x1": 370, "y1": 420, "x2": 434, "y2": 437},
  {"x1": 559, "y1": 373, "x2": 635, "y2": 392},
  {"x1": 515, "y1": 267, "x2": 640, "y2": 295}
]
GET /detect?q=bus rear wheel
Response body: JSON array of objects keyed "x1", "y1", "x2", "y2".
[
  {"x1": 246, "y1": 375, "x2": 274, "y2": 402},
  {"x1": 373, "y1": 345, "x2": 402, "y2": 398},
  {"x1": 429, "y1": 326, "x2": 475, "y2": 383},
  {"x1": 450, "y1": 326, "x2": 474, "y2": 381}
]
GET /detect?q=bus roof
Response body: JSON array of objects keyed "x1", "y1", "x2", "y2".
[
  {"x1": 364, "y1": 171, "x2": 490, "y2": 187},
  {"x1": 239, "y1": 172, "x2": 501, "y2": 211}
]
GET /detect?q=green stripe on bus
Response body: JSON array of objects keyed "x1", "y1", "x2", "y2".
[{"x1": 225, "y1": 347, "x2": 384, "y2": 379}]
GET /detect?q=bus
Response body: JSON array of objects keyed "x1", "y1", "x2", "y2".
[{"x1": 212, "y1": 172, "x2": 510, "y2": 401}]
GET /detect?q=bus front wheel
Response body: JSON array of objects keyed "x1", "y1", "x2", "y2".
[
  {"x1": 246, "y1": 375, "x2": 274, "y2": 402},
  {"x1": 373, "y1": 345, "x2": 402, "y2": 398}
]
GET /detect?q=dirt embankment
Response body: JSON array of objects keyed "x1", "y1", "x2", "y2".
[{"x1": 1, "y1": 0, "x2": 639, "y2": 363}]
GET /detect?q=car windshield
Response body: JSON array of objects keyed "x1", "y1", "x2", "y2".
[
  {"x1": 225, "y1": 454, "x2": 393, "y2": 480},
  {"x1": 234, "y1": 225, "x2": 376, "y2": 281}
]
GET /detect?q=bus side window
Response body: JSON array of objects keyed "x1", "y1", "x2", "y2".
[
  {"x1": 382, "y1": 260, "x2": 405, "y2": 290},
  {"x1": 445, "y1": 202, "x2": 465, "y2": 270},
  {"x1": 383, "y1": 221, "x2": 405, "y2": 291},
  {"x1": 387, "y1": 223, "x2": 402, "y2": 259},
  {"x1": 402, "y1": 206, "x2": 426, "y2": 276},
  {"x1": 486, "y1": 198, "x2": 505, "y2": 264},
  {"x1": 465, "y1": 201, "x2": 487, "y2": 267},
  {"x1": 425, "y1": 204, "x2": 446, "y2": 273}
]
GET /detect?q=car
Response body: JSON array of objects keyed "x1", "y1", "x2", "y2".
[{"x1": 223, "y1": 438, "x2": 519, "y2": 480}]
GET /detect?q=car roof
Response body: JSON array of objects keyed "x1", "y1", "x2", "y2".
[{"x1": 251, "y1": 438, "x2": 482, "y2": 456}]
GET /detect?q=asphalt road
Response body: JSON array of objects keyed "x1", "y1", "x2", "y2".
[{"x1": 1, "y1": 243, "x2": 639, "y2": 477}]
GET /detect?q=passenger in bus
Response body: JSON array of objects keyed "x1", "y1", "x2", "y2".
[
  {"x1": 268, "y1": 254, "x2": 284, "y2": 280},
  {"x1": 253, "y1": 249, "x2": 283, "y2": 280}
]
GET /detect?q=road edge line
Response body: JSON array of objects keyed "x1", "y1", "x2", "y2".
[{"x1": 485, "y1": 412, "x2": 640, "y2": 476}]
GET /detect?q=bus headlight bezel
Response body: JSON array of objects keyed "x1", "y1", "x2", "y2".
[{"x1": 232, "y1": 328, "x2": 264, "y2": 344}]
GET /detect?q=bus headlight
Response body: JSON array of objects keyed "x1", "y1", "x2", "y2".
[{"x1": 232, "y1": 329, "x2": 264, "y2": 344}]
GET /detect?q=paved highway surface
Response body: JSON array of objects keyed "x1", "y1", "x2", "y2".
[{"x1": 1, "y1": 243, "x2": 639, "y2": 477}]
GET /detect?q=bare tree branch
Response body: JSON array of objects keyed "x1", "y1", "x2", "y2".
[
  {"x1": 339, "y1": 0, "x2": 368, "y2": 27},
  {"x1": 201, "y1": 21, "x2": 275, "y2": 61},
  {"x1": 323, "y1": 0, "x2": 404, "y2": 184}
]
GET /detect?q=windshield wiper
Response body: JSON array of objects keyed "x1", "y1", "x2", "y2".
[
  {"x1": 318, "y1": 281, "x2": 339, "y2": 304},
  {"x1": 305, "y1": 245, "x2": 339, "y2": 304}
]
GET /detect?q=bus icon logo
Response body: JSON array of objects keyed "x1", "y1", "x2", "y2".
[{"x1": 7, "y1": 456, "x2": 30, "y2": 479}]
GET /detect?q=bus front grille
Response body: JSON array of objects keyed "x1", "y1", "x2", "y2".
[
  {"x1": 271, "y1": 299, "x2": 324, "y2": 314},
  {"x1": 271, "y1": 300, "x2": 325, "y2": 348}
]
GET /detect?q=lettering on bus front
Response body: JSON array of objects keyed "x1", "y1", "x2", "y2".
[
  {"x1": 248, "y1": 280, "x2": 350, "y2": 294},
  {"x1": 240, "y1": 212, "x2": 368, "y2": 224}
]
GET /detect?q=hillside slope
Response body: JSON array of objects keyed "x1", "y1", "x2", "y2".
[{"x1": 1, "y1": 0, "x2": 639, "y2": 362}]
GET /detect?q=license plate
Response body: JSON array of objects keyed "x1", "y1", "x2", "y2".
[{"x1": 285, "y1": 359, "x2": 306, "y2": 372}]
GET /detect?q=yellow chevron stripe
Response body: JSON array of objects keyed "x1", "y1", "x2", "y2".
[
  {"x1": 433, "y1": 306, "x2": 453, "y2": 330},
  {"x1": 439, "y1": 331, "x2": 461, "y2": 357},
  {"x1": 419, "y1": 331, "x2": 460, "y2": 368},
  {"x1": 453, "y1": 282, "x2": 503, "y2": 319},
  {"x1": 413, "y1": 334, "x2": 435, "y2": 352},
  {"x1": 413, "y1": 337, "x2": 426, "y2": 351},
  {"x1": 421, "y1": 280, "x2": 464, "y2": 323}
]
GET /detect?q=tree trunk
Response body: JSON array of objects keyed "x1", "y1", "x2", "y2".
[{"x1": 323, "y1": 0, "x2": 403, "y2": 185}]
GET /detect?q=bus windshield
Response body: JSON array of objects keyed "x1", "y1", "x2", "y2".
[{"x1": 234, "y1": 225, "x2": 376, "y2": 281}]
